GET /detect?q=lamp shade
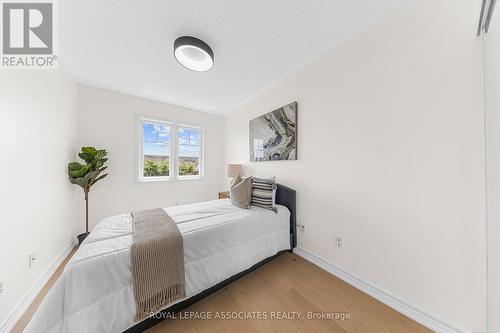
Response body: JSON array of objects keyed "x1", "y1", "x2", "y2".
[{"x1": 227, "y1": 164, "x2": 243, "y2": 177}]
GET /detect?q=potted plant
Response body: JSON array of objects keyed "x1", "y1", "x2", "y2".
[{"x1": 68, "y1": 147, "x2": 109, "y2": 245}]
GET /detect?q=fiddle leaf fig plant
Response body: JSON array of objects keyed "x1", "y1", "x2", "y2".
[{"x1": 68, "y1": 147, "x2": 109, "y2": 238}]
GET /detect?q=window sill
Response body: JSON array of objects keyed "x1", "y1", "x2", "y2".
[
  {"x1": 137, "y1": 176, "x2": 204, "y2": 183},
  {"x1": 177, "y1": 176, "x2": 203, "y2": 181},
  {"x1": 138, "y1": 176, "x2": 171, "y2": 182}
]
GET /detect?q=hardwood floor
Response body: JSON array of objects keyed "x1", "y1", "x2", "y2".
[
  {"x1": 146, "y1": 253, "x2": 431, "y2": 333},
  {"x1": 13, "y1": 251, "x2": 431, "y2": 333}
]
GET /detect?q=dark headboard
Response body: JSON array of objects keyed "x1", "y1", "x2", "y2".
[{"x1": 275, "y1": 184, "x2": 297, "y2": 249}]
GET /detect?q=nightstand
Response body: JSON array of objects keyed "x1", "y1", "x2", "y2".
[{"x1": 218, "y1": 191, "x2": 230, "y2": 199}]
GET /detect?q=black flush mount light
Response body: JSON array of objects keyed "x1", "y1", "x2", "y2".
[{"x1": 174, "y1": 36, "x2": 214, "y2": 72}]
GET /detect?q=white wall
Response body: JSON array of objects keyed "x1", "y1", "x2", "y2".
[
  {"x1": 224, "y1": 0, "x2": 486, "y2": 331},
  {"x1": 0, "y1": 66, "x2": 79, "y2": 325},
  {"x1": 77, "y1": 85, "x2": 225, "y2": 232},
  {"x1": 485, "y1": 10, "x2": 500, "y2": 333}
]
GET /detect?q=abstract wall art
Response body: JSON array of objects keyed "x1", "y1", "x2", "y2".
[{"x1": 249, "y1": 102, "x2": 297, "y2": 161}]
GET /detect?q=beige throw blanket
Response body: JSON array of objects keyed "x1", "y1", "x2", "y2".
[{"x1": 131, "y1": 208, "x2": 186, "y2": 322}]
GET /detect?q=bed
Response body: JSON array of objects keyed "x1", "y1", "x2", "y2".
[{"x1": 24, "y1": 184, "x2": 296, "y2": 333}]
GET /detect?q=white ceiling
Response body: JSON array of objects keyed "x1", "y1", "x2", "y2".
[{"x1": 60, "y1": 0, "x2": 407, "y2": 115}]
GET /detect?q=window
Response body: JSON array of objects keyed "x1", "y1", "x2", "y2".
[
  {"x1": 177, "y1": 126, "x2": 202, "y2": 178},
  {"x1": 139, "y1": 118, "x2": 203, "y2": 181}
]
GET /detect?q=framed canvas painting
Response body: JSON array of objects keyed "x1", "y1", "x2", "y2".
[{"x1": 249, "y1": 102, "x2": 297, "y2": 161}]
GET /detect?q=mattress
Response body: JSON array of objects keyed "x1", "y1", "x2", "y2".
[{"x1": 24, "y1": 199, "x2": 291, "y2": 333}]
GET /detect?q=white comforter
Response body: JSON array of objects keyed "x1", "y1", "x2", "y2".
[{"x1": 24, "y1": 199, "x2": 290, "y2": 333}]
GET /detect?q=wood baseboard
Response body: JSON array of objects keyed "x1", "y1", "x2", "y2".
[
  {"x1": 0, "y1": 238, "x2": 78, "y2": 333},
  {"x1": 294, "y1": 247, "x2": 472, "y2": 333}
]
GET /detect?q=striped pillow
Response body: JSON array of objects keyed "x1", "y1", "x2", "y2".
[{"x1": 251, "y1": 177, "x2": 277, "y2": 212}]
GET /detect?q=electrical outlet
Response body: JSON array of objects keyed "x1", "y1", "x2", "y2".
[
  {"x1": 336, "y1": 236, "x2": 343, "y2": 249},
  {"x1": 29, "y1": 253, "x2": 37, "y2": 268},
  {"x1": 297, "y1": 224, "x2": 305, "y2": 232}
]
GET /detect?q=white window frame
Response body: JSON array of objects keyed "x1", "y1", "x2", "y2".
[
  {"x1": 175, "y1": 124, "x2": 205, "y2": 180},
  {"x1": 137, "y1": 117, "x2": 204, "y2": 182}
]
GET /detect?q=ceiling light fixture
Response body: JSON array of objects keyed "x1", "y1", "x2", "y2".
[{"x1": 174, "y1": 36, "x2": 214, "y2": 72}]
